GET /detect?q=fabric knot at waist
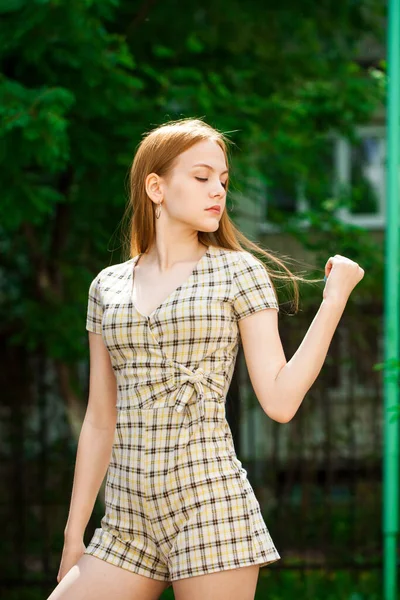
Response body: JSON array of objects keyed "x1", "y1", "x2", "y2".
[
  {"x1": 185, "y1": 369, "x2": 205, "y2": 384},
  {"x1": 166, "y1": 363, "x2": 226, "y2": 429}
]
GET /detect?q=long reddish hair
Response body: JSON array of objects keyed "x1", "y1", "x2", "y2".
[{"x1": 121, "y1": 117, "x2": 322, "y2": 313}]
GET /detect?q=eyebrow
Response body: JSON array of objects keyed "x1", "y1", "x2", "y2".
[{"x1": 191, "y1": 163, "x2": 229, "y2": 175}]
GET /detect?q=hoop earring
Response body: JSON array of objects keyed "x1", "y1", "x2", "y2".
[{"x1": 155, "y1": 201, "x2": 163, "y2": 219}]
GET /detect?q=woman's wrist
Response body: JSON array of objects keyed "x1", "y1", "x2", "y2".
[
  {"x1": 322, "y1": 293, "x2": 348, "y2": 311},
  {"x1": 64, "y1": 527, "x2": 84, "y2": 543}
]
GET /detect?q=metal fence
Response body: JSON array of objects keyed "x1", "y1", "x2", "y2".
[
  {"x1": 235, "y1": 303, "x2": 384, "y2": 569},
  {"x1": 0, "y1": 302, "x2": 385, "y2": 597}
]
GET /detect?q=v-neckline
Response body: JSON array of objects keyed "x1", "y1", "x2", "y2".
[{"x1": 131, "y1": 245, "x2": 213, "y2": 319}]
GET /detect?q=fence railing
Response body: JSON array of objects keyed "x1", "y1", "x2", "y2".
[{"x1": 0, "y1": 303, "x2": 385, "y2": 597}]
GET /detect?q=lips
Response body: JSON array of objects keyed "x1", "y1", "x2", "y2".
[{"x1": 206, "y1": 206, "x2": 221, "y2": 213}]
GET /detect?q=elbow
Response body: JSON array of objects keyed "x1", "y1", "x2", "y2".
[
  {"x1": 277, "y1": 412, "x2": 293, "y2": 424},
  {"x1": 262, "y1": 404, "x2": 293, "y2": 424},
  {"x1": 262, "y1": 395, "x2": 296, "y2": 424},
  {"x1": 263, "y1": 384, "x2": 307, "y2": 423}
]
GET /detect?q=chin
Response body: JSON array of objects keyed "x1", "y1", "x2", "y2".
[{"x1": 198, "y1": 222, "x2": 220, "y2": 233}]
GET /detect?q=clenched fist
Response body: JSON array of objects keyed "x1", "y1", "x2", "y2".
[{"x1": 323, "y1": 254, "x2": 365, "y2": 304}]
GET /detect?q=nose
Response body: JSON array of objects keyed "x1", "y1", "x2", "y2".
[{"x1": 211, "y1": 184, "x2": 226, "y2": 197}]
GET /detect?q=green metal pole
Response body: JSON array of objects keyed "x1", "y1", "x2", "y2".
[{"x1": 384, "y1": 1, "x2": 400, "y2": 598}]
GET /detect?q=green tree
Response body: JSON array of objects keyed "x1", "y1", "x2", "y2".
[{"x1": 0, "y1": 0, "x2": 385, "y2": 432}]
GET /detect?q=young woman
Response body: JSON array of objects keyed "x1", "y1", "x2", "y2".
[{"x1": 48, "y1": 118, "x2": 364, "y2": 600}]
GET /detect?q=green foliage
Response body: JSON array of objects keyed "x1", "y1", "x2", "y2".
[
  {"x1": 0, "y1": 0, "x2": 386, "y2": 366},
  {"x1": 253, "y1": 568, "x2": 387, "y2": 600},
  {"x1": 0, "y1": 5, "x2": 391, "y2": 595},
  {"x1": 4, "y1": 566, "x2": 389, "y2": 599}
]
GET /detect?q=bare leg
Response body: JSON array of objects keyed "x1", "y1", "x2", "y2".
[
  {"x1": 46, "y1": 554, "x2": 171, "y2": 600},
  {"x1": 172, "y1": 564, "x2": 260, "y2": 600}
]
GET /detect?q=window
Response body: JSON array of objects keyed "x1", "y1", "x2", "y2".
[
  {"x1": 260, "y1": 125, "x2": 386, "y2": 233},
  {"x1": 334, "y1": 126, "x2": 385, "y2": 228}
]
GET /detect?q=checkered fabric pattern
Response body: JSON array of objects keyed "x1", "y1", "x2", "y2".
[{"x1": 84, "y1": 245, "x2": 281, "y2": 582}]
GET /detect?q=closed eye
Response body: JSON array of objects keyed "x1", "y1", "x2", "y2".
[{"x1": 195, "y1": 177, "x2": 227, "y2": 189}]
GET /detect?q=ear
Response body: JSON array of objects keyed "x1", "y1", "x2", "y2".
[{"x1": 145, "y1": 173, "x2": 164, "y2": 202}]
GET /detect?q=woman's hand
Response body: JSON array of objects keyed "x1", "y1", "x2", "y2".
[
  {"x1": 323, "y1": 254, "x2": 365, "y2": 305},
  {"x1": 57, "y1": 538, "x2": 86, "y2": 583}
]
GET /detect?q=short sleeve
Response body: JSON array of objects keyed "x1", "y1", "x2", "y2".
[
  {"x1": 232, "y1": 252, "x2": 279, "y2": 320},
  {"x1": 86, "y1": 271, "x2": 104, "y2": 334}
]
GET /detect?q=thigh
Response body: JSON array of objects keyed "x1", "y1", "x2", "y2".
[
  {"x1": 46, "y1": 554, "x2": 171, "y2": 600},
  {"x1": 172, "y1": 564, "x2": 260, "y2": 600}
]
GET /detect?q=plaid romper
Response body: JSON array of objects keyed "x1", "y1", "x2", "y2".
[{"x1": 84, "y1": 244, "x2": 281, "y2": 582}]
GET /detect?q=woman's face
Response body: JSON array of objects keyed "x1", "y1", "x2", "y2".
[{"x1": 146, "y1": 139, "x2": 228, "y2": 233}]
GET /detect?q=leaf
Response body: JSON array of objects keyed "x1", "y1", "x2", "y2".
[
  {"x1": 185, "y1": 32, "x2": 204, "y2": 53},
  {"x1": 152, "y1": 44, "x2": 175, "y2": 59}
]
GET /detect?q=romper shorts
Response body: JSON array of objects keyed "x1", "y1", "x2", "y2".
[
  {"x1": 84, "y1": 245, "x2": 281, "y2": 582},
  {"x1": 85, "y1": 398, "x2": 280, "y2": 582}
]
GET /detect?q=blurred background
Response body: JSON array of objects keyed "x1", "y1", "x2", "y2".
[{"x1": 0, "y1": 1, "x2": 392, "y2": 598}]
